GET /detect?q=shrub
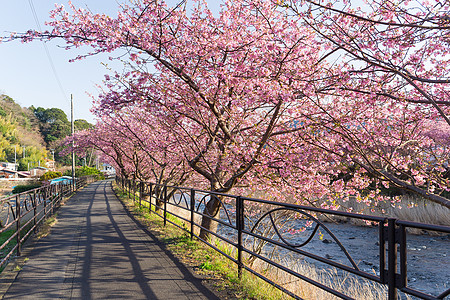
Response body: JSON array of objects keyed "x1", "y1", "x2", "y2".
[
  {"x1": 12, "y1": 184, "x2": 41, "y2": 194},
  {"x1": 39, "y1": 171, "x2": 62, "y2": 181},
  {"x1": 63, "y1": 166, "x2": 104, "y2": 179}
]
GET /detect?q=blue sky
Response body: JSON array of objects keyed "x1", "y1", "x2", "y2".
[
  {"x1": 0, "y1": 1, "x2": 124, "y2": 123},
  {"x1": 0, "y1": 0, "x2": 220, "y2": 124}
]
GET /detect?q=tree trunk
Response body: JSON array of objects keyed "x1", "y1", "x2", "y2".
[
  {"x1": 199, "y1": 195, "x2": 222, "y2": 241},
  {"x1": 152, "y1": 186, "x2": 164, "y2": 213}
]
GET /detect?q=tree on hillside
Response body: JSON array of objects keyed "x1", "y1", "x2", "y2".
[
  {"x1": 0, "y1": 115, "x2": 17, "y2": 160},
  {"x1": 0, "y1": 95, "x2": 41, "y2": 131},
  {"x1": 36, "y1": 107, "x2": 69, "y2": 124},
  {"x1": 74, "y1": 119, "x2": 93, "y2": 131},
  {"x1": 0, "y1": 114, "x2": 47, "y2": 169},
  {"x1": 30, "y1": 106, "x2": 71, "y2": 146},
  {"x1": 27, "y1": 106, "x2": 91, "y2": 165},
  {"x1": 0, "y1": 96, "x2": 48, "y2": 167}
]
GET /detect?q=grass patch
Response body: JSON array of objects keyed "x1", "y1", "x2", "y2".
[
  {"x1": 37, "y1": 214, "x2": 58, "y2": 239},
  {"x1": 0, "y1": 222, "x2": 35, "y2": 273},
  {"x1": 0, "y1": 229, "x2": 17, "y2": 259}
]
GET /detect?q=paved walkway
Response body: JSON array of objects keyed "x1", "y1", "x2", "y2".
[{"x1": 1, "y1": 180, "x2": 220, "y2": 299}]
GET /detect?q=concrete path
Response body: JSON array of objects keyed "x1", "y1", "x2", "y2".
[{"x1": 1, "y1": 180, "x2": 220, "y2": 299}]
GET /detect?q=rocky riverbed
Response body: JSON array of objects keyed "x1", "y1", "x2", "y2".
[
  {"x1": 293, "y1": 222, "x2": 449, "y2": 298},
  {"x1": 217, "y1": 219, "x2": 449, "y2": 299}
]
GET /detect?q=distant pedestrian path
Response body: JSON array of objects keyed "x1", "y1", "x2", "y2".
[{"x1": 1, "y1": 180, "x2": 219, "y2": 299}]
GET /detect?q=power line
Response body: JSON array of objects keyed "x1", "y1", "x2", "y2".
[{"x1": 28, "y1": 0, "x2": 69, "y2": 103}]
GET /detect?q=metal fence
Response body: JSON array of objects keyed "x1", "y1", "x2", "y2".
[
  {"x1": 118, "y1": 177, "x2": 450, "y2": 300},
  {"x1": 0, "y1": 175, "x2": 96, "y2": 269}
]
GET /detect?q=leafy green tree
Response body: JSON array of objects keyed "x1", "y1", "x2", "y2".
[
  {"x1": 43, "y1": 108, "x2": 69, "y2": 124},
  {"x1": 74, "y1": 119, "x2": 93, "y2": 131},
  {"x1": 17, "y1": 145, "x2": 47, "y2": 171},
  {"x1": 31, "y1": 107, "x2": 68, "y2": 124},
  {"x1": 31, "y1": 106, "x2": 47, "y2": 123},
  {"x1": 39, "y1": 171, "x2": 62, "y2": 181},
  {"x1": 3, "y1": 98, "x2": 40, "y2": 131},
  {"x1": 0, "y1": 107, "x2": 6, "y2": 117},
  {"x1": 0, "y1": 115, "x2": 17, "y2": 161},
  {"x1": 63, "y1": 166, "x2": 104, "y2": 179},
  {"x1": 31, "y1": 107, "x2": 71, "y2": 147}
]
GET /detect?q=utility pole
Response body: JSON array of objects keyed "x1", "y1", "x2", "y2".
[
  {"x1": 14, "y1": 145, "x2": 17, "y2": 170},
  {"x1": 71, "y1": 94, "x2": 76, "y2": 191},
  {"x1": 22, "y1": 146, "x2": 26, "y2": 158}
]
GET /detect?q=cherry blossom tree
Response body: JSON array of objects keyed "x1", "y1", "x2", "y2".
[
  {"x1": 10, "y1": 0, "x2": 449, "y2": 242},
  {"x1": 62, "y1": 108, "x2": 192, "y2": 187},
  {"x1": 282, "y1": 0, "x2": 450, "y2": 123},
  {"x1": 270, "y1": 0, "x2": 450, "y2": 208}
]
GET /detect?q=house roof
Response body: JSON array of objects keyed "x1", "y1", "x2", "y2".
[
  {"x1": 0, "y1": 167, "x2": 30, "y2": 177},
  {"x1": 0, "y1": 168, "x2": 16, "y2": 174}
]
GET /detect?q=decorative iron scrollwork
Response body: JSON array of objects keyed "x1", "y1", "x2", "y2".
[{"x1": 250, "y1": 207, "x2": 360, "y2": 270}]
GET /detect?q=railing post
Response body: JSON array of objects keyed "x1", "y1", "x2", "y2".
[
  {"x1": 139, "y1": 182, "x2": 143, "y2": 208},
  {"x1": 149, "y1": 183, "x2": 153, "y2": 213},
  {"x1": 399, "y1": 224, "x2": 407, "y2": 289},
  {"x1": 236, "y1": 196, "x2": 244, "y2": 279},
  {"x1": 43, "y1": 186, "x2": 47, "y2": 217},
  {"x1": 50, "y1": 185, "x2": 53, "y2": 212},
  {"x1": 56, "y1": 184, "x2": 61, "y2": 210},
  {"x1": 190, "y1": 189, "x2": 195, "y2": 240},
  {"x1": 57, "y1": 184, "x2": 61, "y2": 206},
  {"x1": 133, "y1": 179, "x2": 137, "y2": 203},
  {"x1": 59, "y1": 183, "x2": 63, "y2": 203},
  {"x1": 51, "y1": 185, "x2": 55, "y2": 215},
  {"x1": 379, "y1": 221, "x2": 387, "y2": 284},
  {"x1": 163, "y1": 185, "x2": 167, "y2": 226},
  {"x1": 131, "y1": 179, "x2": 133, "y2": 200},
  {"x1": 131, "y1": 179, "x2": 134, "y2": 202},
  {"x1": 388, "y1": 218, "x2": 398, "y2": 300},
  {"x1": 16, "y1": 195, "x2": 21, "y2": 256},
  {"x1": 33, "y1": 189, "x2": 37, "y2": 233}
]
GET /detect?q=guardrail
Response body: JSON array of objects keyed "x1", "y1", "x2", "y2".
[
  {"x1": 118, "y1": 177, "x2": 450, "y2": 300},
  {"x1": 0, "y1": 175, "x2": 96, "y2": 269}
]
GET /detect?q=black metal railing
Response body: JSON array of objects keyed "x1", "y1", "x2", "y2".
[
  {"x1": 0, "y1": 175, "x2": 96, "y2": 269},
  {"x1": 117, "y1": 177, "x2": 450, "y2": 300}
]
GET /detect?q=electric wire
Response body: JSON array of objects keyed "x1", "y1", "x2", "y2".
[{"x1": 28, "y1": 0, "x2": 69, "y2": 103}]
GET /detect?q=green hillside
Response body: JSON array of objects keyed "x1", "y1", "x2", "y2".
[{"x1": 0, "y1": 94, "x2": 93, "y2": 170}]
